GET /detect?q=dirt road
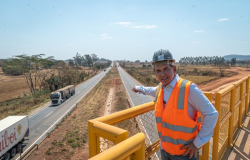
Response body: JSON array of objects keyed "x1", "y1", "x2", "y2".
[{"x1": 199, "y1": 67, "x2": 250, "y2": 93}]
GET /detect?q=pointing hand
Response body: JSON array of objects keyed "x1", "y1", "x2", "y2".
[{"x1": 131, "y1": 86, "x2": 140, "y2": 93}]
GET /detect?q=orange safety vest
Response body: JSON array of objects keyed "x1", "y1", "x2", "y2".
[{"x1": 155, "y1": 78, "x2": 202, "y2": 155}]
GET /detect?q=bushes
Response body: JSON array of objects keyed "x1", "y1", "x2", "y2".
[
  {"x1": 193, "y1": 68, "x2": 198, "y2": 73},
  {"x1": 146, "y1": 77, "x2": 151, "y2": 83},
  {"x1": 45, "y1": 70, "x2": 88, "y2": 92},
  {"x1": 177, "y1": 67, "x2": 217, "y2": 76},
  {"x1": 2, "y1": 65, "x2": 23, "y2": 75}
]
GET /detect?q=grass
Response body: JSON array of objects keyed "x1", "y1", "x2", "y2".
[
  {"x1": 180, "y1": 75, "x2": 217, "y2": 85},
  {"x1": 116, "y1": 91, "x2": 128, "y2": 111},
  {"x1": 67, "y1": 139, "x2": 75, "y2": 143},
  {"x1": 46, "y1": 147, "x2": 53, "y2": 155},
  {"x1": 0, "y1": 90, "x2": 51, "y2": 119},
  {"x1": 0, "y1": 69, "x2": 30, "y2": 103}
]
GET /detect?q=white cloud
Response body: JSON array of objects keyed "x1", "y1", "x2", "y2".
[
  {"x1": 217, "y1": 18, "x2": 229, "y2": 21},
  {"x1": 101, "y1": 33, "x2": 112, "y2": 39},
  {"x1": 194, "y1": 30, "x2": 204, "y2": 33},
  {"x1": 115, "y1": 22, "x2": 132, "y2": 26},
  {"x1": 101, "y1": 34, "x2": 108, "y2": 37},
  {"x1": 115, "y1": 22, "x2": 157, "y2": 29},
  {"x1": 132, "y1": 25, "x2": 157, "y2": 29}
]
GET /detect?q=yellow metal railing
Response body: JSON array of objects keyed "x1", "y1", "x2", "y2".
[
  {"x1": 213, "y1": 76, "x2": 250, "y2": 160},
  {"x1": 88, "y1": 76, "x2": 250, "y2": 160}
]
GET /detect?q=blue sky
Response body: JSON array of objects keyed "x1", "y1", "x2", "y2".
[{"x1": 0, "y1": 0, "x2": 249, "y2": 62}]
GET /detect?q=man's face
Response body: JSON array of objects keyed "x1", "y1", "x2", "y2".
[{"x1": 154, "y1": 63, "x2": 176, "y2": 86}]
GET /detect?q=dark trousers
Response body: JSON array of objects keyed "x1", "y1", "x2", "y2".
[{"x1": 160, "y1": 148, "x2": 199, "y2": 160}]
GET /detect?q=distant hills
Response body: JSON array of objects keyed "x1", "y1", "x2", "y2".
[{"x1": 224, "y1": 54, "x2": 250, "y2": 61}]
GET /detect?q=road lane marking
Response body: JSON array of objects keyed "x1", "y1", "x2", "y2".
[
  {"x1": 29, "y1": 106, "x2": 49, "y2": 119},
  {"x1": 45, "y1": 111, "x2": 54, "y2": 118}
]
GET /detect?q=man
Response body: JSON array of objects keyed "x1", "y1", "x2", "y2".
[{"x1": 132, "y1": 49, "x2": 218, "y2": 160}]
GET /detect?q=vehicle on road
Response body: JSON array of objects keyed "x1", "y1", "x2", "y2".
[
  {"x1": 0, "y1": 116, "x2": 29, "y2": 160},
  {"x1": 50, "y1": 85, "x2": 75, "y2": 105}
]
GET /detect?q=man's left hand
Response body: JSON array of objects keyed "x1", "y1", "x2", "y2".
[{"x1": 181, "y1": 142, "x2": 200, "y2": 159}]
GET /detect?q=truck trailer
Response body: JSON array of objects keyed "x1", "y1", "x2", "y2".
[
  {"x1": 0, "y1": 116, "x2": 29, "y2": 160},
  {"x1": 50, "y1": 85, "x2": 75, "y2": 105}
]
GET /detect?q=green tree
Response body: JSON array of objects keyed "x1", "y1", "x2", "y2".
[
  {"x1": 73, "y1": 52, "x2": 84, "y2": 67},
  {"x1": 84, "y1": 54, "x2": 92, "y2": 67},
  {"x1": 68, "y1": 59, "x2": 75, "y2": 67},
  {"x1": 91, "y1": 54, "x2": 98, "y2": 66},
  {"x1": 231, "y1": 58, "x2": 236, "y2": 66},
  {"x1": 246, "y1": 61, "x2": 250, "y2": 68}
]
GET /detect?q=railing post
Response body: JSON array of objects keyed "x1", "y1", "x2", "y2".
[
  {"x1": 229, "y1": 85, "x2": 236, "y2": 147},
  {"x1": 202, "y1": 92, "x2": 212, "y2": 160},
  {"x1": 89, "y1": 133, "x2": 145, "y2": 160},
  {"x1": 212, "y1": 92, "x2": 221, "y2": 160},
  {"x1": 131, "y1": 135, "x2": 145, "y2": 160},
  {"x1": 239, "y1": 82, "x2": 243, "y2": 127},
  {"x1": 88, "y1": 120, "x2": 99, "y2": 158},
  {"x1": 246, "y1": 77, "x2": 249, "y2": 115}
]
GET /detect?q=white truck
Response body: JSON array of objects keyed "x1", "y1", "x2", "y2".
[
  {"x1": 50, "y1": 85, "x2": 75, "y2": 105},
  {"x1": 0, "y1": 116, "x2": 29, "y2": 160}
]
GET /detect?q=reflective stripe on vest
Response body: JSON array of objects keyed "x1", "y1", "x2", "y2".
[
  {"x1": 162, "y1": 136, "x2": 194, "y2": 145},
  {"x1": 158, "y1": 132, "x2": 161, "y2": 138},
  {"x1": 156, "y1": 117, "x2": 162, "y2": 123},
  {"x1": 154, "y1": 83, "x2": 163, "y2": 102},
  {"x1": 177, "y1": 79, "x2": 188, "y2": 109},
  {"x1": 162, "y1": 121, "x2": 197, "y2": 133},
  {"x1": 197, "y1": 116, "x2": 202, "y2": 123}
]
